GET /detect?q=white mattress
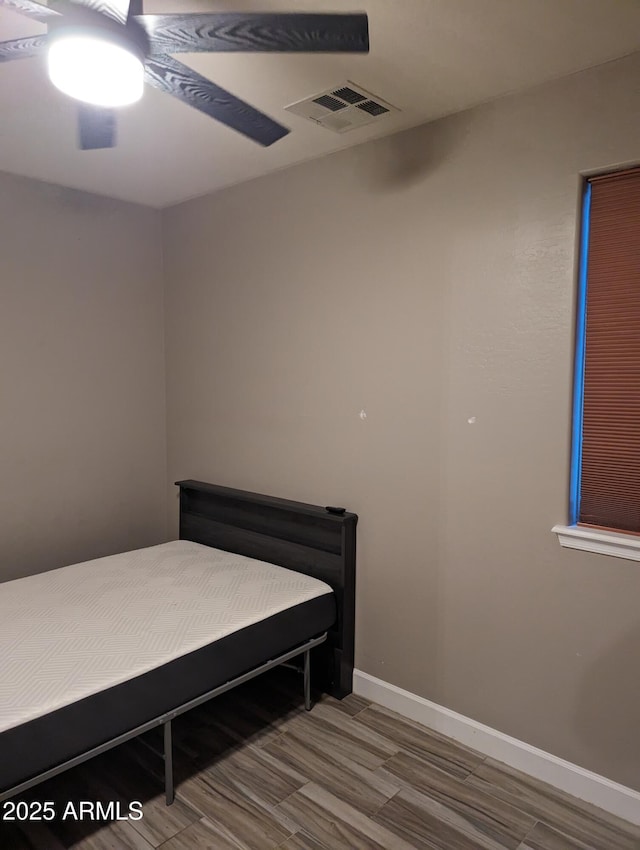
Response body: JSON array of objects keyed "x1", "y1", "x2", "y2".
[{"x1": 0, "y1": 541, "x2": 332, "y2": 734}]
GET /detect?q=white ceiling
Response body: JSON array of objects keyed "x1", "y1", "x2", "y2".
[{"x1": 2, "y1": 0, "x2": 640, "y2": 208}]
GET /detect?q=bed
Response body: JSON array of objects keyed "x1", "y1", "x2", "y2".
[{"x1": 0, "y1": 479, "x2": 357, "y2": 805}]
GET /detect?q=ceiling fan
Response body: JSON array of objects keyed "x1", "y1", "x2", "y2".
[{"x1": 0, "y1": 0, "x2": 369, "y2": 149}]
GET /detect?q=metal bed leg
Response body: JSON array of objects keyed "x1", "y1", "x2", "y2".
[
  {"x1": 164, "y1": 720, "x2": 174, "y2": 805},
  {"x1": 304, "y1": 649, "x2": 311, "y2": 711}
]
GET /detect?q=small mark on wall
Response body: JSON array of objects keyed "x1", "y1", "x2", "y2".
[
  {"x1": 467, "y1": 416, "x2": 476, "y2": 425},
  {"x1": 359, "y1": 410, "x2": 367, "y2": 420}
]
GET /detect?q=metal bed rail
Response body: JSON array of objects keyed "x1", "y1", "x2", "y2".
[{"x1": 1, "y1": 632, "x2": 327, "y2": 806}]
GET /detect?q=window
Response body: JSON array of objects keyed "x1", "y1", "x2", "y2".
[{"x1": 554, "y1": 167, "x2": 640, "y2": 561}]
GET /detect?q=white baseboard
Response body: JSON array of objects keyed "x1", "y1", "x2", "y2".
[{"x1": 353, "y1": 669, "x2": 640, "y2": 826}]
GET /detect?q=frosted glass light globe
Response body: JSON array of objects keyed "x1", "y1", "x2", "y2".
[{"x1": 48, "y1": 35, "x2": 144, "y2": 108}]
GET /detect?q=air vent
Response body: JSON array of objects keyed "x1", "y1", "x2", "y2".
[
  {"x1": 357, "y1": 100, "x2": 389, "y2": 116},
  {"x1": 312, "y1": 94, "x2": 347, "y2": 112},
  {"x1": 285, "y1": 82, "x2": 398, "y2": 134},
  {"x1": 332, "y1": 86, "x2": 366, "y2": 104}
]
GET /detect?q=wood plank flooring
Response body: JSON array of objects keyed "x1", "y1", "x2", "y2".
[{"x1": 1, "y1": 668, "x2": 639, "y2": 850}]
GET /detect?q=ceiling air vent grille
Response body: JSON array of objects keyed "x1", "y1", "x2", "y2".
[
  {"x1": 332, "y1": 86, "x2": 366, "y2": 104},
  {"x1": 357, "y1": 100, "x2": 389, "y2": 116},
  {"x1": 312, "y1": 94, "x2": 347, "y2": 112},
  {"x1": 286, "y1": 82, "x2": 398, "y2": 134}
]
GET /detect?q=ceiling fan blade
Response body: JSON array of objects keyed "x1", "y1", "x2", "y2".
[
  {"x1": 138, "y1": 13, "x2": 369, "y2": 55},
  {"x1": 144, "y1": 55, "x2": 289, "y2": 147},
  {"x1": 78, "y1": 104, "x2": 116, "y2": 149},
  {"x1": 67, "y1": 0, "x2": 130, "y2": 25},
  {"x1": 0, "y1": 34, "x2": 46, "y2": 62},
  {"x1": 0, "y1": 0, "x2": 60, "y2": 22}
]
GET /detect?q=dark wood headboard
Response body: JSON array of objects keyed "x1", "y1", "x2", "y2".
[{"x1": 176, "y1": 480, "x2": 357, "y2": 698}]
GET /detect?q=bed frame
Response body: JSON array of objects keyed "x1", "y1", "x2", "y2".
[
  {"x1": 0, "y1": 480, "x2": 357, "y2": 806},
  {"x1": 177, "y1": 479, "x2": 357, "y2": 698}
]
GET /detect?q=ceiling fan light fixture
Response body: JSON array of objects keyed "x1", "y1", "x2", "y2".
[
  {"x1": 2, "y1": 2, "x2": 369, "y2": 150},
  {"x1": 47, "y1": 33, "x2": 144, "y2": 108}
]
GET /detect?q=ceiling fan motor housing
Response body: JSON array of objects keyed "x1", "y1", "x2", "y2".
[{"x1": 47, "y1": 4, "x2": 149, "y2": 59}]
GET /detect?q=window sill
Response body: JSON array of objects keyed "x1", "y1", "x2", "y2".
[{"x1": 552, "y1": 524, "x2": 640, "y2": 562}]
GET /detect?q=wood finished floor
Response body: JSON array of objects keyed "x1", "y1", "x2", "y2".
[{"x1": 2, "y1": 668, "x2": 639, "y2": 850}]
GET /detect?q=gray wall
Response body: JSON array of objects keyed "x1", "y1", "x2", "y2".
[
  {"x1": 0, "y1": 172, "x2": 167, "y2": 581},
  {"x1": 163, "y1": 51, "x2": 640, "y2": 791}
]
